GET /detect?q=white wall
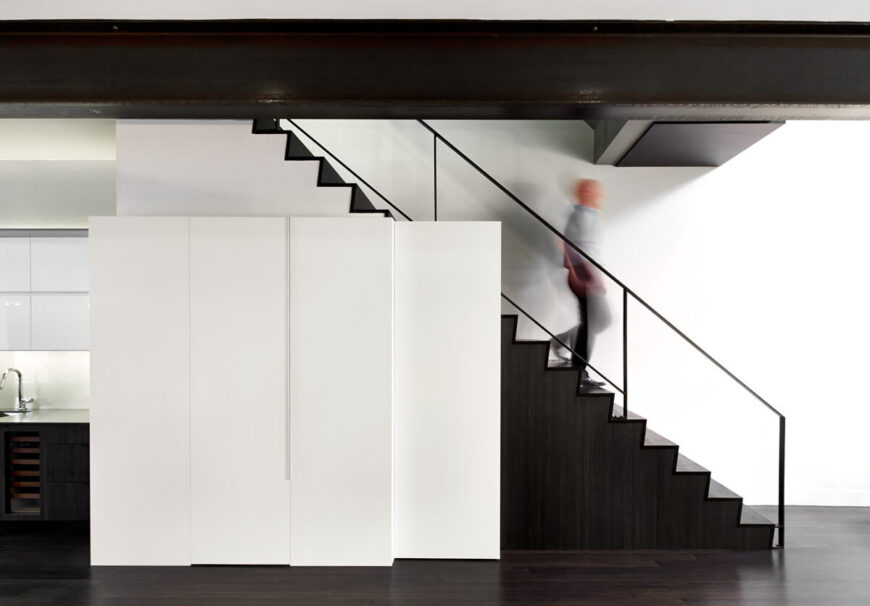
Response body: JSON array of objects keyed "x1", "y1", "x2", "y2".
[
  {"x1": 116, "y1": 121, "x2": 359, "y2": 218},
  {"x1": 2, "y1": 0, "x2": 869, "y2": 21},
  {"x1": 291, "y1": 119, "x2": 870, "y2": 507},
  {"x1": 0, "y1": 120, "x2": 115, "y2": 228}
]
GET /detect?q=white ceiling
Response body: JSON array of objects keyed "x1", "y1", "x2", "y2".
[
  {"x1": 0, "y1": 120, "x2": 115, "y2": 161},
  {"x1": 1, "y1": 0, "x2": 869, "y2": 21}
]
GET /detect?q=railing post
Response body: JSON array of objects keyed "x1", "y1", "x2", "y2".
[
  {"x1": 623, "y1": 288, "x2": 628, "y2": 419},
  {"x1": 433, "y1": 133, "x2": 438, "y2": 221},
  {"x1": 778, "y1": 415, "x2": 786, "y2": 548}
]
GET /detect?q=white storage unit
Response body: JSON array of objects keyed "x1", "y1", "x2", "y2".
[
  {"x1": 0, "y1": 230, "x2": 89, "y2": 351},
  {"x1": 189, "y1": 217, "x2": 291, "y2": 565},
  {"x1": 394, "y1": 222, "x2": 501, "y2": 559},
  {"x1": 89, "y1": 217, "x2": 192, "y2": 566},
  {"x1": 88, "y1": 216, "x2": 500, "y2": 567},
  {"x1": 289, "y1": 217, "x2": 395, "y2": 566}
]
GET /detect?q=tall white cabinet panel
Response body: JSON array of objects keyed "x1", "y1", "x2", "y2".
[
  {"x1": 189, "y1": 217, "x2": 291, "y2": 565},
  {"x1": 0, "y1": 294, "x2": 30, "y2": 350},
  {"x1": 289, "y1": 217, "x2": 394, "y2": 566},
  {"x1": 30, "y1": 294, "x2": 89, "y2": 350},
  {"x1": 30, "y1": 234, "x2": 89, "y2": 292},
  {"x1": 395, "y1": 222, "x2": 501, "y2": 559},
  {"x1": 89, "y1": 217, "x2": 191, "y2": 566},
  {"x1": 0, "y1": 236, "x2": 30, "y2": 292}
]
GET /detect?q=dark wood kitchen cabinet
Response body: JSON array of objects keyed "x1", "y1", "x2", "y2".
[{"x1": 0, "y1": 423, "x2": 89, "y2": 521}]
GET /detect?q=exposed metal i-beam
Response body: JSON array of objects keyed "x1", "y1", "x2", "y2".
[{"x1": 2, "y1": 20, "x2": 870, "y2": 119}]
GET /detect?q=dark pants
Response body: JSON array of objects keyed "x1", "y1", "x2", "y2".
[{"x1": 571, "y1": 295, "x2": 590, "y2": 374}]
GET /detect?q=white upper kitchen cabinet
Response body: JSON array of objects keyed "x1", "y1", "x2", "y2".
[
  {"x1": 0, "y1": 235, "x2": 30, "y2": 292},
  {"x1": 30, "y1": 294, "x2": 89, "y2": 351},
  {"x1": 0, "y1": 294, "x2": 31, "y2": 350},
  {"x1": 30, "y1": 232, "x2": 89, "y2": 292},
  {"x1": 0, "y1": 230, "x2": 89, "y2": 351}
]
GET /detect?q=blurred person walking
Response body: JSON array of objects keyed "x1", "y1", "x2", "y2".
[{"x1": 552, "y1": 179, "x2": 611, "y2": 385}]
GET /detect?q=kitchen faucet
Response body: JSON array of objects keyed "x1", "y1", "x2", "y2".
[{"x1": 0, "y1": 368, "x2": 33, "y2": 413}]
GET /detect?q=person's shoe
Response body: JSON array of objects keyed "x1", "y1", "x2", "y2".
[
  {"x1": 580, "y1": 371, "x2": 606, "y2": 387},
  {"x1": 549, "y1": 340, "x2": 572, "y2": 363}
]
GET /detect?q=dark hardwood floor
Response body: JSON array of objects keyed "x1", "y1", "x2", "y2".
[{"x1": 0, "y1": 507, "x2": 868, "y2": 605}]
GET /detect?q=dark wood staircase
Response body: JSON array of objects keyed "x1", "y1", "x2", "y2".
[{"x1": 501, "y1": 315, "x2": 776, "y2": 549}]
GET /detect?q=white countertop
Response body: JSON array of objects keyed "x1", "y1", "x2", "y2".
[{"x1": 0, "y1": 409, "x2": 89, "y2": 424}]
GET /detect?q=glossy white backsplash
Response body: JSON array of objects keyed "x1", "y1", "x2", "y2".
[{"x1": 0, "y1": 351, "x2": 90, "y2": 410}]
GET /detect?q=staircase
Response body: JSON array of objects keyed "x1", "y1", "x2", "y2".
[
  {"x1": 502, "y1": 315, "x2": 775, "y2": 549},
  {"x1": 252, "y1": 119, "x2": 390, "y2": 218},
  {"x1": 251, "y1": 118, "x2": 778, "y2": 550}
]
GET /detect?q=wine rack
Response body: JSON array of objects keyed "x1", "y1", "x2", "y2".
[{"x1": 6, "y1": 432, "x2": 41, "y2": 515}]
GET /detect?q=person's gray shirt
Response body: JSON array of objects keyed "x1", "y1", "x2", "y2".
[{"x1": 564, "y1": 204, "x2": 601, "y2": 260}]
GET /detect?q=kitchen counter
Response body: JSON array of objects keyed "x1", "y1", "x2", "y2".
[{"x1": 0, "y1": 409, "x2": 89, "y2": 424}]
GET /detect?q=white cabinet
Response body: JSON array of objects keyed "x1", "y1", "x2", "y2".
[
  {"x1": 89, "y1": 217, "x2": 192, "y2": 566},
  {"x1": 0, "y1": 236, "x2": 30, "y2": 292},
  {"x1": 189, "y1": 217, "x2": 290, "y2": 565},
  {"x1": 30, "y1": 235, "x2": 89, "y2": 292},
  {"x1": 90, "y1": 216, "x2": 291, "y2": 566},
  {"x1": 0, "y1": 231, "x2": 89, "y2": 351},
  {"x1": 0, "y1": 294, "x2": 30, "y2": 350},
  {"x1": 394, "y1": 223, "x2": 501, "y2": 559},
  {"x1": 89, "y1": 216, "x2": 500, "y2": 567},
  {"x1": 30, "y1": 294, "x2": 90, "y2": 351},
  {"x1": 289, "y1": 218, "x2": 395, "y2": 566}
]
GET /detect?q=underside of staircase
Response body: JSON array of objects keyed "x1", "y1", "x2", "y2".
[{"x1": 502, "y1": 315, "x2": 776, "y2": 549}]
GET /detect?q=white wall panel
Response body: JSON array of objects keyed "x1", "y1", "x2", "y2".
[
  {"x1": 394, "y1": 222, "x2": 501, "y2": 559},
  {"x1": 89, "y1": 217, "x2": 190, "y2": 565},
  {"x1": 289, "y1": 217, "x2": 394, "y2": 566},
  {"x1": 189, "y1": 217, "x2": 291, "y2": 564}
]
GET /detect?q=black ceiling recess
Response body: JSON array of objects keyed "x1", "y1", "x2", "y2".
[
  {"x1": 2, "y1": 20, "x2": 870, "y2": 119},
  {"x1": 590, "y1": 121, "x2": 785, "y2": 167}
]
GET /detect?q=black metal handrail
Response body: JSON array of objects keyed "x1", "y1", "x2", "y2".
[{"x1": 274, "y1": 117, "x2": 785, "y2": 549}]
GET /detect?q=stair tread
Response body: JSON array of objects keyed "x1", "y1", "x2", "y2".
[
  {"x1": 577, "y1": 384, "x2": 612, "y2": 397},
  {"x1": 644, "y1": 428, "x2": 677, "y2": 447},
  {"x1": 740, "y1": 505, "x2": 775, "y2": 526},
  {"x1": 708, "y1": 478, "x2": 741, "y2": 500},
  {"x1": 675, "y1": 453, "x2": 709, "y2": 474}
]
